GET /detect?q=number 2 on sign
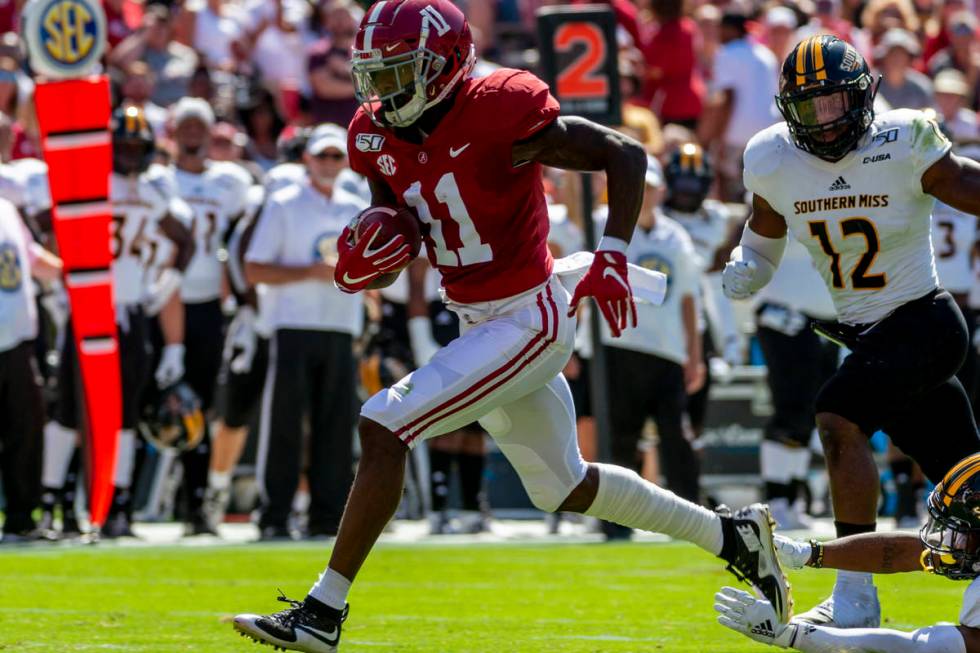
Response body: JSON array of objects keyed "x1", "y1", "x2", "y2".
[{"x1": 403, "y1": 172, "x2": 492, "y2": 267}]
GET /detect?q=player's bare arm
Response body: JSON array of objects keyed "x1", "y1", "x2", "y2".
[
  {"x1": 159, "y1": 213, "x2": 195, "y2": 272},
  {"x1": 923, "y1": 152, "x2": 980, "y2": 217},
  {"x1": 512, "y1": 116, "x2": 647, "y2": 241}
]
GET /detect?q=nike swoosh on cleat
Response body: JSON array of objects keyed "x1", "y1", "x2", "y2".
[{"x1": 296, "y1": 624, "x2": 339, "y2": 646}]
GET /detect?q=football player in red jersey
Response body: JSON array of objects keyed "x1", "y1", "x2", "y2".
[{"x1": 233, "y1": 2, "x2": 789, "y2": 650}]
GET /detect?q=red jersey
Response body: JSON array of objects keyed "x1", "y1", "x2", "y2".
[{"x1": 347, "y1": 69, "x2": 560, "y2": 304}]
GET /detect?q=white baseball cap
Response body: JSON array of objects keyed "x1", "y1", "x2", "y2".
[
  {"x1": 306, "y1": 123, "x2": 348, "y2": 156},
  {"x1": 172, "y1": 97, "x2": 215, "y2": 128},
  {"x1": 765, "y1": 6, "x2": 797, "y2": 29}
]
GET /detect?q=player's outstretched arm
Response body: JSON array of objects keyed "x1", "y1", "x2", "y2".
[
  {"x1": 722, "y1": 194, "x2": 787, "y2": 301},
  {"x1": 715, "y1": 587, "x2": 972, "y2": 652},
  {"x1": 775, "y1": 531, "x2": 926, "y2": 574},
  {"x1": 513, "y1": 117, "x2": 646, "y2": 336}
]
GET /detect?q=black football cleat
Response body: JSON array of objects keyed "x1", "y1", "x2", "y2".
[
  {"x1": 718, "y1": 503, "x2": 793, "y2": 623},
  {"x1": 234, "y1": 592, "x2": 347, "y2": 652}
]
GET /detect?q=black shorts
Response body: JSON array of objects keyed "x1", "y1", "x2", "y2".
[
  {"x1": 814, "y1": 289, "x2": 979, "y2": 481},
  {"x1": 567, "y1": 354, "x2": 592, "y2": 418},
  {"x1": 218, "y1": 336, "x2": 269, "y2": 429},
  {"x1": 0, "y1": 341, "x2": 45, "y2": 533},
  {"x1": 55, "y1": 307, "x2": 151, "y2": 430}
]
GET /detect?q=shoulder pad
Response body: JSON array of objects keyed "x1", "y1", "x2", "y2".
[{"x1": 743, "y1": 123, "x2": 792, "y2": 180}]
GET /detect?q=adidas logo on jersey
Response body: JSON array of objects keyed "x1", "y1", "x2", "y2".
[{"x1": 828, "y1": 176, "x2": 851, "y2": 191}]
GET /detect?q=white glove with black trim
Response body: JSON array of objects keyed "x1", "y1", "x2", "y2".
[{"x1": 715, "y1": 587, "x2": 798, "y2": 648}]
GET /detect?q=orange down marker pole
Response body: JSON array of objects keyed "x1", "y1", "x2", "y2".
[{"x1": 24, "y1": 0, "x2": 118, "y2": 528}]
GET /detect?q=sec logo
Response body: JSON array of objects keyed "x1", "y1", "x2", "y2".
[
  {"x1": 22, "y1": 0, "x2": 107, "y2": 79},
  {"x1": 0, "y1": 242, "x2": 22, "y2": 292}
]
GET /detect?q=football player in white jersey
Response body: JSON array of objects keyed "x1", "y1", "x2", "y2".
[
  {"x1": 168, "y1": 98, "x2": 253, "y2": 535},
  {"x1": 717, "y1": 452, "x2": 980, "y2": 653},
  {"x1": 661, "y1": 143, "x2": 740, "y2": 438},
  {"x1": 42, "y1": 106, "x2": 194, "y2": 539},
  {"x1": 723, "y1": 35, "x2": 980, "y2": 628}
]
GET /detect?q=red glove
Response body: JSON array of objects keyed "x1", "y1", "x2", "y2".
[
  {"x1": 334, "y1": 222, "x2": 412, "y2": 294},
  {"x1": 567, "y1": 250, "x2": 637, "y2": 338}
]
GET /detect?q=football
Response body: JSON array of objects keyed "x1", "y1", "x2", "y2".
[{"x1": 353, "y1": 205, "x2": 423, "y2": 262}]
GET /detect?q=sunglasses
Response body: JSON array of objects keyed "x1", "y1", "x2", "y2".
[{"x1": 313, "y1": 151, "x2": 346, "y2": 161}]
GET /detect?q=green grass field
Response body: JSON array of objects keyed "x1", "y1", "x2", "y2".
[{"x1": 0, "y1": 540, "x2": 966, "y2": 652}]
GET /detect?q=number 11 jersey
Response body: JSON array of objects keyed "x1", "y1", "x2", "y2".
[
  {"x1": 743, "y1": 109, "x2": 951, "y2": 325},
  {"x1": 347, "y1": 68, "x2": 560, "y2": 304}
]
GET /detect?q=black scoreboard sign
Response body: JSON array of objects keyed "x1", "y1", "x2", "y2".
[{"x1": 536, "y1": 5, "x2": 621, "y2": 126}]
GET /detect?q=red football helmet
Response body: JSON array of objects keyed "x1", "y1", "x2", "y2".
[{"x1": 351, "y1": 0, "x2": 475, "y2": 128}]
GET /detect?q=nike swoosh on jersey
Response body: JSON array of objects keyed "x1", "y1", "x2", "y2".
[
  {"x1": 449, "y1": 143, "x2": 471, "y2": 158},
  {"x1": 295, "y1": 624, "x2": 339, "y2": 646}
]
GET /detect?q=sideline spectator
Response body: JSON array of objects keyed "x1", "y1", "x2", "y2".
[
  {"x1": 0, "y1": 200, "x2": 61, "y2": 543},
  {"x1": 110, "y1": 5, "x2": 199, "y2": 107},
  {"x1": 934, "y1": 69, "x2": 980, "y2": 140},
  {"x1": 698, "y1": 9, "x2": 779, "y2": 202},
  {"x1": 875, "y1": 28, "x2": 934, "y2": 109},
  {"x1": 244, "y1": 124, "x2": 365, "y2": 540},
  {"x1": 639, "y1": 0, "x2": 704, "y2": 129},
  {"x1": 237, "y1": 86, "x2": 287, "y2": 172},
  {"x1": 308, "y1": 0, "x2": 362, "y2": 126},
  {"x1": 762, "y1": 6, "x2": 799, "y2": 64}
]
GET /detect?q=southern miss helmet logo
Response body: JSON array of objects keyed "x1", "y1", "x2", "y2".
[
  {"x1": 840, "y1": 44, "x2": 862, "y2": 72},
  {"x1": 22, "y1": 0, "x2": 107, "y2": 79}
]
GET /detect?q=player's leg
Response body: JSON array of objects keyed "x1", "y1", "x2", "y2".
[
  {"x1": 255, "y1": 330, "x2": 311, "y2": 538},
  {"x1": 455, "y1": 425, "x2": 488, "y2": 533},
  {"x1": 103, "y1": 307, "x2": 152, "y2": 538},
  {"x1": 487, "y1": 372, "x2": 792, "y2": 622},
  {"x1": 204, "y1": 336, "x2": 269, "y2": 531},
  {"x1": 179, "y1": 299, "x2": 224, "y2": 535},
  {"x1": 306, "y1": 331, "x2": 355, "y2": 538},
  {"x1": 427, "y1": 433, "x2": 457, "y2": 533},
  {"x1": 234, "y1": 280, "x2": 573, "y2": 651},
  {"x1": 648, "y1": 356, "x2": 700, "y2": 504},
  {"x1": 40, "y1": 317, "x2": 81, "y2": 536},
  {"x1": 757, "y1": 322, "x2": 820, "y2": 528},
  {"x1": 0, "y1": 342, "x2": 45, "y2": 540}
]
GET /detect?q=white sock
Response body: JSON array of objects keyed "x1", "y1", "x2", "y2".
[
  {"x1": 309, "y1": 568, "x2": 352, "y2": 610},
  {"x1": 836, "y1": 569, "x2": 875, "y2": 588},
  {"x1": 792, "y1": 624, "x2": 964, "y2": 653},
  {"x1": 42, "y1": 421, "x2": 77, "y2": 488},
  {"x1": 760, "y1": 440, "x2": 811, "y2": 484},
  {"x1": 114, "y1": 429, "x2": 136, "y2": 488},
  {"x1": 584, "y1": 463, "x2": 724, "y2": 555},
  {"x1": 208, "y1": 470, "x2": 231, "y2": 491},
  {"x1": 292, "y1": 489, "x2": 310, "y2": 515}
]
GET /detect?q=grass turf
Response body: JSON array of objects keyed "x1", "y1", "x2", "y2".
[{"x1": 0, "y1": 539, "x2": 965, "y2": 652}]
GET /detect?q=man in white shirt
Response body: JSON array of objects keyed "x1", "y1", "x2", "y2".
[
  {"x1": 699, "y1": 9, "x2": 780, "y2": 201},
  {"x1": 594, "y1": 157, "x2": 705, "y2": 519},
  {"x1": 0, "y1": 200, "x2": 61, "y2": 542},
  {"x1": 245, "y1": 124, "x2": 367, "y2": 540}
]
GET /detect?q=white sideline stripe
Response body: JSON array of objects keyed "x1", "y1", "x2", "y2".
[
  {"x1": 80, "y1": 337, "x2": 117, "y2": 356},
  {"x1": 44, "y1": 131, "x2": 110, "y2": 150},
  {"x1": 56, "y1": 201, "x2": 111, "y2": 219},
  {"x1": 66, "y1": 270, "x2": 112, "y2": 287}
]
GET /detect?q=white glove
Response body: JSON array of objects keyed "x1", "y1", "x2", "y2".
[
  {"x1": 145, "y1": 269, "x2": 184, "y2": 316},
  {"x1": 223, "y1": 306, "x2": 258, "y2": 374},
  {"x1": 155, "y1": 343, "x2": 185, "y2": 388},
  {"x1": 715, "y1": 587, "x2": 797, "y2": 648},
  {"x1": 722, "y1": 260, "x2": 758, "y2": 300},
  {"x1": 774, "y1": 534, "x2": 812, "y2": 570},
  {"x1": 408, "y1": 316, "x2": 440, "y2": 367}
]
